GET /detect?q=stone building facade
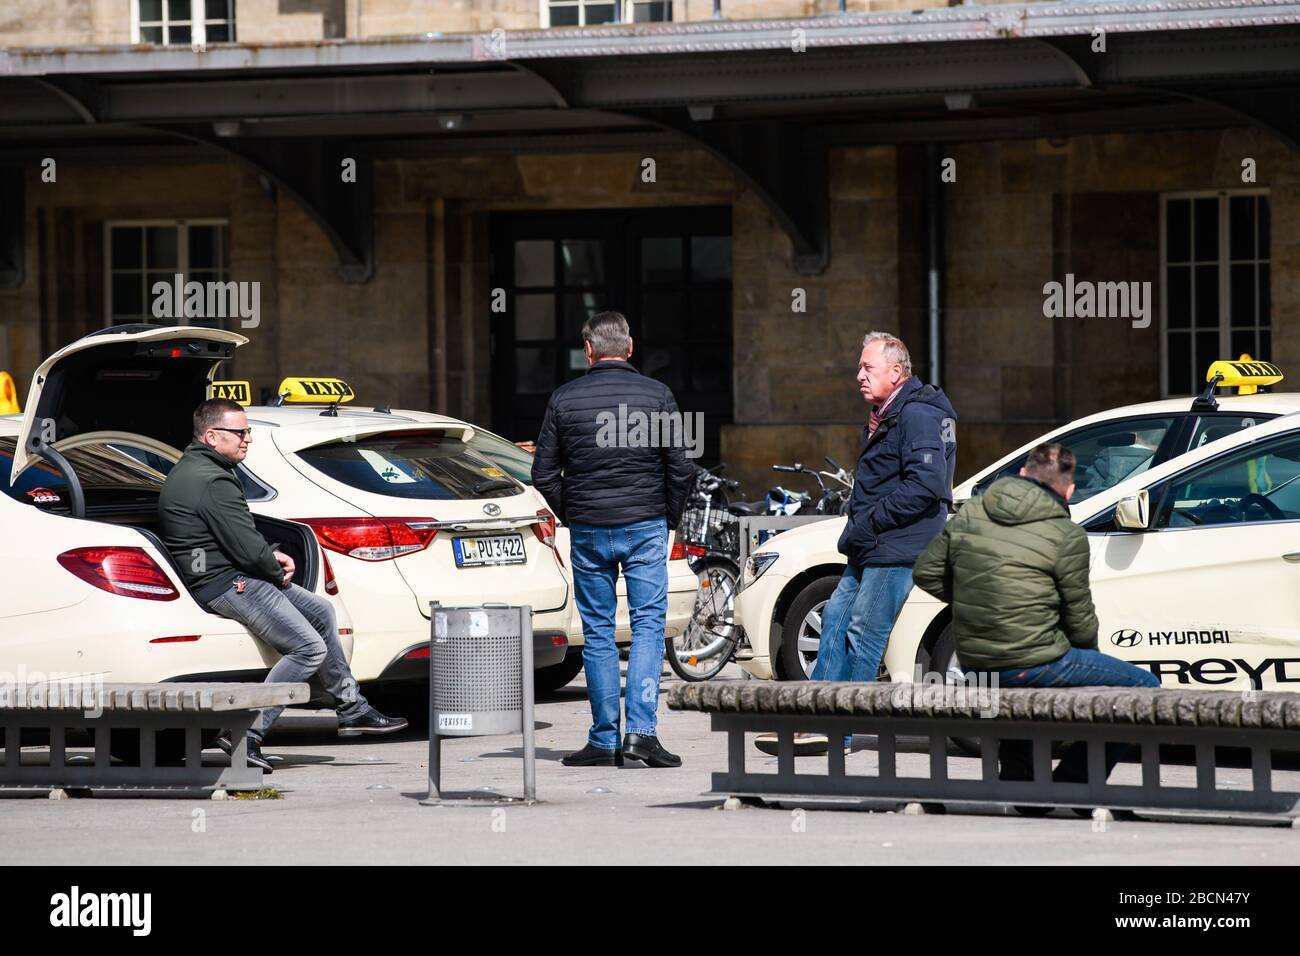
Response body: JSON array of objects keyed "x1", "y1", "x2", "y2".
[{"x1": 2, "y1": 2, "x2": 1295, "y2": 497}]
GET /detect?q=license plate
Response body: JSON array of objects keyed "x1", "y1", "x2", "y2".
[{"x1": 453, "y1": 533, "x2": 526, "y2": 568}]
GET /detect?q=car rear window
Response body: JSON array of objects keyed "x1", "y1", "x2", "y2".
[
  {"x1": 0, "y1": 436, "x2": 165, "y2": 512},
  {"x1": 467, "y1": 429, "x2": 535, "y2": 485},
  {"x1": 295, "y1": 430, "x2": 526, "y2": 501}
]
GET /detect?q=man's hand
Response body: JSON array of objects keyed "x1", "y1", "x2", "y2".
[{"x1": 273, "y1": 551, "x2": 295, "y2": 587}]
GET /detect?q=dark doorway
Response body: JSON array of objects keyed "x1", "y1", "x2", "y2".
[{"x1": 489, "y1": 207, "x2": 732, "y2": 464}]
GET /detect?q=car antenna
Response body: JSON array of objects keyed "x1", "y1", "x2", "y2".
[
  {"x1": 373, "y1": 404, "x2": 392, "y2": 414},
  {"x1": 1191, "y1": 372, "x2": 1224, "y2": 412}
]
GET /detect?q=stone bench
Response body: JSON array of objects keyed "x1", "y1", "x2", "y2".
[
  {"x1": 668, "y1": 681, "x2": 1300, "y2": 824},
  {"x1": 0, "y1": 682, "x2": 309, "y2": 796}
]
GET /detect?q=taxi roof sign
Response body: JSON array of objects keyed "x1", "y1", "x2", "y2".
[
  {"x1": 209, "y1": 380, "x2": 251, "y2": 406},
  {"x1": 0, "y1": 371, "x2": 19, "y2": 415},
  {"x1": 278, "y1": 376, "x2": 355, "y2": 404},
  {"x1": 1207, "y1": 356, "x2": 1283, "y2": 393}
]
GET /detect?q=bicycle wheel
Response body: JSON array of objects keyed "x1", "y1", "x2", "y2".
[{"x1": 666, "y1": 559, "x2": 740, "y2": 681}]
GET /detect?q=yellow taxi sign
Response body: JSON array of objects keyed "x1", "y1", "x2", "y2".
[
  {"x1": 0, "y1": 371, "x2": 19, "y2": 415},
  {"x1": 1207, "y1": 355, "x2": 1283, "y2": 395},
  {"x1": 278, "y1": 377, "x2": 355, "y2": 404},
  {"x1": 209, "y1": 380, "x2": 251, "y2": 406}
]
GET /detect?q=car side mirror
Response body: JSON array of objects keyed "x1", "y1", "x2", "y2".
[{"x1": 1114, "y1": 489, "x2": 1150, "y2": 530}]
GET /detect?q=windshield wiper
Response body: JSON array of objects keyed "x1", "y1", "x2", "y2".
[{"x1": 473, "y1": 477, "x2": 517, "y2": 495}]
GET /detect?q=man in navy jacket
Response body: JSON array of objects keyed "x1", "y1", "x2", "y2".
[{"x1": 758, "y1": 331, "x2": 956, "y2": 756}]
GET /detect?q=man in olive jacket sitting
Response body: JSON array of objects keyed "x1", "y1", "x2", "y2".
[
  {"x1": 912, "y1": 442, "x2": 1157, "y2": 789},
  {"x1": 160, "y1": 399, "x2": 406, "y2": 771}
]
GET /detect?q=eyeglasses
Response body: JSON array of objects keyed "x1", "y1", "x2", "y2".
[{"x1": 212, "y1": 427, "x2": 253, "y2": 439}]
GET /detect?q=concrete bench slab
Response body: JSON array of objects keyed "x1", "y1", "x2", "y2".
[
  {"x1": 0, "y1": 682, "x2": 309, "y2": 796},
  {"x1": 669, "y1": 682, "x2": 1300, "y2": 825}
]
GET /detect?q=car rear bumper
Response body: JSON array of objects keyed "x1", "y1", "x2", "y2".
[{"x1": 373, "y1": 629, "x2": 569, "y2": 681}]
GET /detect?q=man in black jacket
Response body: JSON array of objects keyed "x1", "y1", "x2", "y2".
[
  {"x1": 532, "y1": 311, "x2": 694, "y2": 768},
  {"x1": 159, "y1": 399, "x2": 406, "y2": 771}
]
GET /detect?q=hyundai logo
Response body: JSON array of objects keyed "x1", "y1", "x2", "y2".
[
  {"x1": 483, "y1": 503, "x2": 501, "y2": 516},
  {"x1": 1111, "y1": 629, "x2": 1142, "y2": 647}
]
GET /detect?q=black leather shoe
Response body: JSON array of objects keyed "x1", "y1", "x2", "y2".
[
  {"x1": 215, "y1": 731, "x2": 274, "y2": 773},
  {"x1": 623, "y1": 733, "x2": 682, "y2": 768},
  {"x1": 561, "y1": 744, "x2": 623, "y2": 767},
  {"x1": 337, "y1": 709, "x2": 409, "y2": 737}
]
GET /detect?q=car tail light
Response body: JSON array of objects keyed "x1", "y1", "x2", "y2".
[
  {"x1": 149, "y1": 635, "x2": 200, "y2": 644},
  {"x1": 531, "y1": 508, "x2": 564, "y2": 567},
  {"x1": 321, "y1": 550, "x2": 339, "y2": 594},
  {"x1": 299, "y1": 518, "x2": 437, "y2": 562},
  {"x1": 669, "y1": 538, "x2": 687, "y2": 561},
  {"x1": 686, "y1": 544, "x2": 706, "y2": 558},
  {"x1": 57, "y1": 547, "x2": 180, "y2": 601},
  {"x1": 404, "y1": 645, "x2": 430, "y2": 660}
]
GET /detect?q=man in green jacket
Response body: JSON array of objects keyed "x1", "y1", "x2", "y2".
[
  {"x1": 912, "y1": 442, "x2": 1157, "y2": 789},
  {"x1": 160, "y1": 398, "x2": 406, "y2": 771}
]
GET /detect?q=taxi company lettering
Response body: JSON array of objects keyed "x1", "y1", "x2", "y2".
[
  {"x1": 595, "y1": 404, "x2": 705, "y2": 459},
  {"x1": 49, "y1": 886, "x2": 151, "y2": 936},
  {"x1": 1041, "y1": 273, "x2": 1152, "y2": 329},
  {"x1": 151, "y1": 274, "x2": 259, "y2": 329}
]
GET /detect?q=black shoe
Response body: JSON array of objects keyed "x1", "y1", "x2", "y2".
[
  {"x1": 337, "y1": 709, "x2": 409, "y2": 737},
  {"x1": 623, "y1": 733, "x2": 682, "y2": 768},
  {"x1": 561, "y1": 743, "x2": 623, "y2": 767},
  {"x1": 215, "y1": 731, "x2": 274, "y2": 774}
]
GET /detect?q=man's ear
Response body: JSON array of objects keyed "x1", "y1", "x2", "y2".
[
  {"x1": 1063, "y1": 482, "x2": 1076, "y2": 503},
  {"x1": 1018, "y1": 467, "x2": 1030, "y2": 477},
  {"x1": 626, "y1": 335, "x2": 634, "y2": 360}
]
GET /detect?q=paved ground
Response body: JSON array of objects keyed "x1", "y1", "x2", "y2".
[{"x1": 3, "y1": 664, "x2": 1298, "y2": 865}]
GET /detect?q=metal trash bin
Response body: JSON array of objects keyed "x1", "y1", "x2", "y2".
[{"x1": 423, "y1": 602, "x2": 536, "y2": 803}]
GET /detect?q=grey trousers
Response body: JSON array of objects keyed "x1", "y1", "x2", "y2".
[{"x1": 207, "y1": 579, "x2": 368, "y2": 738}]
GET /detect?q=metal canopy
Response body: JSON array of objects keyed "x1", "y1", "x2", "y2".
[{"x1": 3, "y1": 1, "x2": 1300, "y2": 276}]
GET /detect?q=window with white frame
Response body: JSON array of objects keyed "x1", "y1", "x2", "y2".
[
  {"x1": 106, "y1": 221, "x2": 230, "y2": 327},
  {"x1": 1162, "y1": 191, "x2": 1271, "y2": 396},
  {"x1": 543, "y1": 1, "x2": 671, "y2": 27},
  {"x1": 136, "y1": 0, "x2": 236, "y2": 45}
]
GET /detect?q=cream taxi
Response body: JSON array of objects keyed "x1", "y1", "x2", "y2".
[
  {"x1": 735, "y1": 359, "x2": 1300, "y2": 692},
  {"x1": 0, "y1": 326, "x2": 353, "y2": 689}
]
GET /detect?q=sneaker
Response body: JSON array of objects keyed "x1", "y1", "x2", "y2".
[
  {"x1": 337, "y1": 709, "x2": 409, "y2": 737},
  {"x1": 754, "y1": 732, "x2": 829, "y2": 757},
  {"x1": 214, "y1": 730, "x2": 275, "y2": 773}
]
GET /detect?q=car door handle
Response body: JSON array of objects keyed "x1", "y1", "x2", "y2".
[{"x1": 1283, "y1": 552, "x2": 1300, "y2": 562}]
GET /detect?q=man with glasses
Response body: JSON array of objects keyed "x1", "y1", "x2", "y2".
[{"x1": 159, "y1": 399, "x2": 406, "y2": 772}]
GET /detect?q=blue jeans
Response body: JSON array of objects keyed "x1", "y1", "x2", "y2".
[
  {"x1": 809, "y1": 564, "x2": 914, "y2": 683},
  {"x1": 971, "y1": 646, "x2": 1161, "y2": 690},
  {"x1": 569, "y1": 517, "x2": 669, "y2": 750},
  {"x1": 966, "y1": 646, "x2": 1159, "y2": 782}
]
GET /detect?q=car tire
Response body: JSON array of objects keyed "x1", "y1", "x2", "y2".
[
  {"x1": 535, "y1": 649, "x2": 585, "y2": 694},
  {"x1": 778, "y1": 575, "x2": 841, "y2": 680}
]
